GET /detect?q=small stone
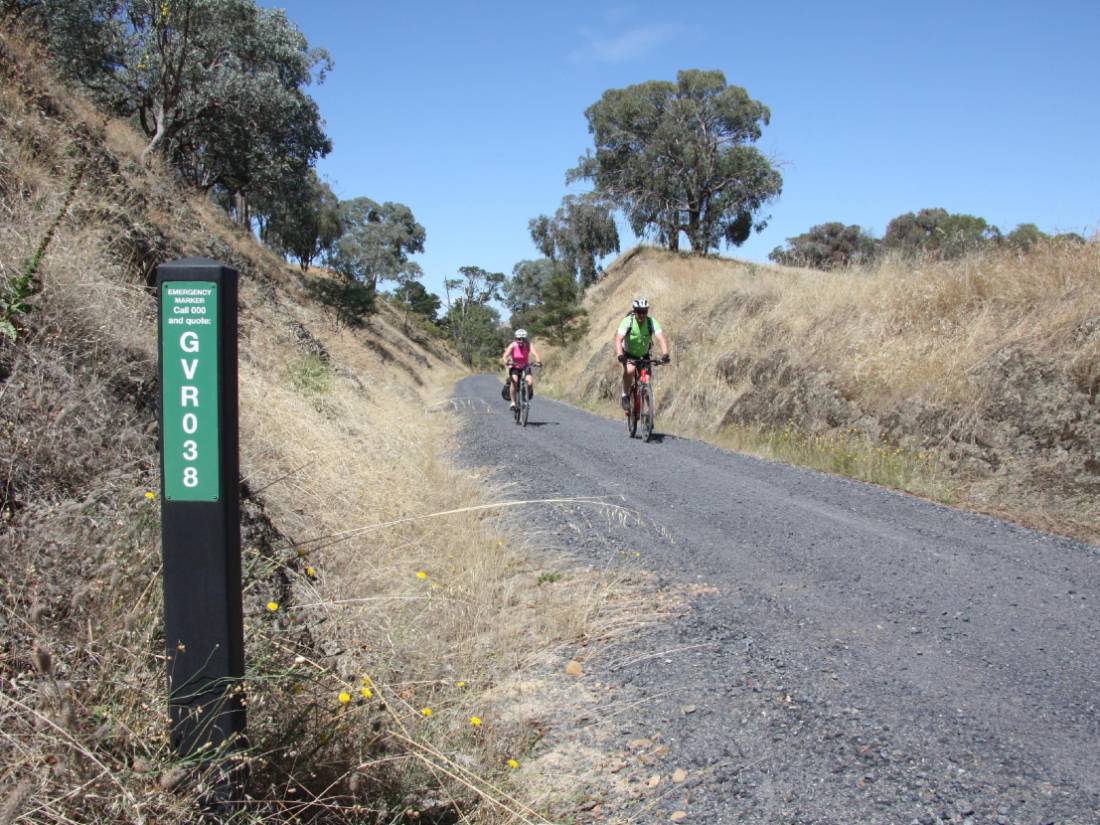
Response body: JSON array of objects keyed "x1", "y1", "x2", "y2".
[
  {"x1": 670, "y1": 812, "x2": 688, "y2": 822},
  {"x1": 565, "y1": 660, "x2": 583, "y2": 677},
  {"x1": 647, "y1": 774, "x2": 661, "y2": 788},
  {"x1": 672, "y1": 768, "x2": 688, "y2": 783},
  {"x1": 681, "y1": 705, "x2": 697, "y2": 715}
]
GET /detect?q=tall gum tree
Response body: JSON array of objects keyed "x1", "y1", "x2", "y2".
[{"x1": 570, "y1": 69, "x2": 782, "y2": 254}]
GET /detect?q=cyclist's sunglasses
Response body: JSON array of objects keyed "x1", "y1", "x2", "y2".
[{"x1": 634, "y1": 308, "x2": 648, "y2": 315}]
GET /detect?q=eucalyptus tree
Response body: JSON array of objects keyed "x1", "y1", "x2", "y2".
[
  {"x1": 769, "y1": 223, "x2": 879, "y2": 269},
  {"x1": 259, "y1": 171, "x2": 342, "y2": 270},
  {"x1": 21, "y1": 0, "x2": 332, "y2": 212},
  {"x1": 504, "y1": 258, "x2": 587, "y2": 344},
  {"x1": 569, "y1": 69, "x2": 782, "y2": 254},
  {"x1": 442, "y1": 266, "x2": 507, "y2": 366},
  {"x1": 884, "y1": 209, "x2": 1001, "y2": 259},
  {"x1": 1005, "y1": 223, "x2": 1049, "y2": 252},
  {"x1": 528, "y1": 194, "x2": 619, "y2": 285},
  {"x1": 331, "y1": 198, "x2": 426, "y2": 289}
]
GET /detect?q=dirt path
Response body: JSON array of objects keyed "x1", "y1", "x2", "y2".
[{"x1": 455, "y1": 375, "x2": 1100, "y2": 824}]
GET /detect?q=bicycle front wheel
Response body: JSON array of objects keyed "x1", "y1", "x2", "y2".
[
  {"x1": 642, "y1": 380, "x2": 655, "y2": 442},
  {"x1": 520, "y1": 382, "x2": 530, "y2": 427},
  {"x1": 627, "y1": 389, "x2": 638, "y2": 438}
]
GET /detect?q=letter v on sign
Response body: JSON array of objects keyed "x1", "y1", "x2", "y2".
[{"x1": 182, "y1": 358, "x2": 199, "y2": 380}]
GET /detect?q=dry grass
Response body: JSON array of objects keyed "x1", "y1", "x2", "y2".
[
  {"x1": 543, "y1": 241, "x2": 1100, "y2": 538},
  {"x1": 1, "y1": 26, "x2": 651, "y2": 824}
]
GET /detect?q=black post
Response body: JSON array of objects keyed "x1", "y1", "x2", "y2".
[{"x1": 156, "y1": 259, "x2": 244, "y2": 768}]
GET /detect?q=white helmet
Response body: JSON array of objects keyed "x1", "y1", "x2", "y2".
[
  {"x1": 632, "y1": 297, "x2": 650, "y2": 311},
  {"x1": 514, "y1": 328, "x2": 528, "y2": 340}
]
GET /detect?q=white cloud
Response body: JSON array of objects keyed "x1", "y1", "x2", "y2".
[{"x1": 572, "y1": 22, "x2": 690, "y2": 64}]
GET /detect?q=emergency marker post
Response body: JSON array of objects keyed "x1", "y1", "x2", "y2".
[{"x1": 156, "y1": 258, "x2": 244, "y2": 766}]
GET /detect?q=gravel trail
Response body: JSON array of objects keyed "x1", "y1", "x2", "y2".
[{"x1": 454, "y1": 375, "x2": 1100, "y2": 825}]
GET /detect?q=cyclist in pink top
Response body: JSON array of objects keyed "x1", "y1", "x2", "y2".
[{"x1": 501, "y1": 329, "x2": 543, "y2": 410}]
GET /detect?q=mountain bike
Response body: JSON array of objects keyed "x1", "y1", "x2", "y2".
[
  {"x1": 624, "y1": 356, "x2": 667, "y2": 441},
  {"x1": 508, "y1": 363, "x2": 541, "y2": 427}
]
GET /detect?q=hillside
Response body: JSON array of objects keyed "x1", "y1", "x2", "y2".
[
  {"x1": 0, "y1": 31, "x2": 637, "y2": 824},
  {"x1": 543, "y1": 243, "x2": 1100, "y2": 541}
]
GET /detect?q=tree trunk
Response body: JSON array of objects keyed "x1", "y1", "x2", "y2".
[
  {"x1": 140, "y1": 104, "x2": 167, "y2": 164},
  {"x1": 234, "y1": 193, "x2": 249, "y2": 228},
  {"x1": 687, "y1": 208, "x2": 702, "y2": 253}
]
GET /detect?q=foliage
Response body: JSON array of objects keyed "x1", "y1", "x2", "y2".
[
  {"x1": 21, "y1": 0, "x2": 332, "y2": 213},
  {"x1": 529, "y1": 193, "x2": 619, "y2": 285},
  {"x1": 883, "y1": 208, "x2": 1001, "y2": 259},
  {"x1": 505, "y1": 259, "x2": 588, "y2": 345},
  {"x1": 442, "y1": 266, "x2": 507, "y2": 366},
  {"x1": 306, "y1": 272, "x2": 376, "y2": 327},
  {"x1": 1005, "y1": 223, "x2": 1049, "y2": 252},
  {"x1": 503, "y1": 258, "x2": 559, "y2": 317},
  {"x1": 392, "y1": 279, "x2": 441, "y2": 323},
  {"x1": 769, "y1": 222, "x2": 878, "y2": 269},
  {"x1": 331, "y1": 197, "x2": 425, "y2": 288},
  {"x1": 259, "y1": 170, "x2": 342, "y2": 270},
  {"x1": 569, "y1": 69, "x2": 782, "y2": 254}
]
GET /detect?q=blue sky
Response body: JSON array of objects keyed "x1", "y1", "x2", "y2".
[{"x1": 261, "y1": 0, "x2": 1100, "y2": 298}]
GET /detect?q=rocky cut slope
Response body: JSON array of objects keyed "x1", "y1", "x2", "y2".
[{"x1": 543, "y1": 243, "x2": 1100, "y2": 540}]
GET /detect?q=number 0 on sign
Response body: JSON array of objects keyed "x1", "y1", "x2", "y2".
[{"x1": 161, "y1": 281, "x2": 220, "y2": 501}]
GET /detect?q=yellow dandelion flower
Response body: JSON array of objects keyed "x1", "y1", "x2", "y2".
[
  {"x1": 337, "y1": 691, "x2": 351, "y2": 705},
  {"x1": 420, "y1": 707, "x2": 433, "y2": 717},
  {"x1": 469, "y1": 716, "x2": 481, "y2": 727},
  {"x1": 360, "y1": 687, "x2": 373, "y2": 699},
  {"x1": 455, "y1": 681, "x2": 466, "y2": 688},
  {"x1": 506, "y1": 758, "x2": 519, "y2": 769},
  {"x1": 415, "y1": 570, "x2": 428, "y2": 580},
  {"x1": 144, "y1": 491, "x2": 156, "y2": 501},
  {"x1": 361, "y1": 675, "x2": 373, "y2": 687},
  {"x1": 305, "y1": 566, "x2": 316, "y2": 578},
  {"x1": 266, "y1": 601, "x2": 279, "y2": 612}
]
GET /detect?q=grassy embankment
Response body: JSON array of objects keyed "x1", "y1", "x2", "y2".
[
  {"x1": 542, "y1": 242, "x2": 1100, "y2": 541},
  {"x1": 0, "y1": 31, "x2": 646, "y2": 824}
]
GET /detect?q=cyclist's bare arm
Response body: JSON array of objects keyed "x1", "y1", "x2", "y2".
[
  {"x1": 654, "y1": 331, "x2": 670, "y2": 357},
  {"x1": 501, "y1": 343, "x2": 514, "y2": 366},
  {"x1": 530, "y1": 346, "x2": 543, "y2": 365},
  {"x1": 614, "y1": 333, "x2": 626, "y2": 359}
]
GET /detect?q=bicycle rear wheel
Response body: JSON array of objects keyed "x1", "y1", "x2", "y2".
[
  {"x1": 520, "y1": 381, "x2": 530, "y2": 427},
  {"x1": 513, "y1": 380, "x2": 521, "y2": 424},
  {"x1": 642, "y1": 380, "x2": 655, "y2": 442}
]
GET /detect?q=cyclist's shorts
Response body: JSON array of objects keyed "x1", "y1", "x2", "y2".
[{"x1": 508, "y1": 367, "x2": 527, "y2": 378}]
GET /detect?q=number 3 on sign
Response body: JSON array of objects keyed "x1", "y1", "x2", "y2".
[
  {"x1": 183, "y1": 467, "x2": 199, "y2": 488},
  {"x1": 183, "y1": 440, "x2": 198, "y2": 461}
]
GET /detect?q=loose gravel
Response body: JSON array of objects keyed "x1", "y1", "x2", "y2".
[{"x1": 455, "y1": 375, "x2": 1100, "y2": 824}]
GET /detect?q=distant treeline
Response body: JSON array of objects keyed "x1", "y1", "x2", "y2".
[{"x1": 769, "y1": 210, "x2": 1088, "y2": 270}]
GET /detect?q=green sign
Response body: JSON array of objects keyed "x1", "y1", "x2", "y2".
[{"x1": 161, "y1": 282, "x2": 220, "y2": 501}]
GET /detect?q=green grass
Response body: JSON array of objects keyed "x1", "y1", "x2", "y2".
[
  {"x1": 288, "y1": 353, "x2": 333, "y2": 395},
  {"x1": 714, "y1": 420, "x2": 958, "y2": 504}
]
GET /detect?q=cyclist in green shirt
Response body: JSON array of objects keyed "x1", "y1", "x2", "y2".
[{"x1": 615, "y1": 297, "x2": 670, "y2": 411}]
